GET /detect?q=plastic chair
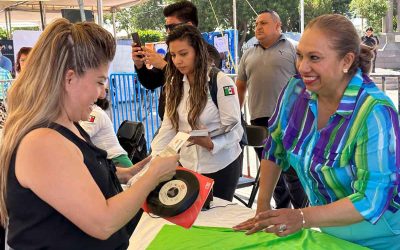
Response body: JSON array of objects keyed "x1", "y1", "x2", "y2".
[{"x1": 234, "y1": 125, "x2": 268, "y2": 208}]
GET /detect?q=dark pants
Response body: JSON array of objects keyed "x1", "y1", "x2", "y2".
[
  {"x1": 1, "y1": 226, "x2": 5, "y2": 250},
  {"x1": 251, "y1": 117, "x2": 308, "y2": 209},
  {"x1": 203, "y1": 154, "x2": 241, "y2": 202}
]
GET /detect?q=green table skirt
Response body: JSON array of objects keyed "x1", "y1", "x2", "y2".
[{"x1": 147, "y1": 225, "x2": 369, "y2": 249}]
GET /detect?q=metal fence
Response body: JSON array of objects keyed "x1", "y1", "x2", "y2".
[
  {"x1": 0, "y1": 79, "x2": 12, "y2": 100},
  {"x1": 0, "y1": 80, "x2": 13, "y2": 131},
  {"x1": 369, "y1": 73, "x2": 400, "y2": 112},
  {"x1": 109, "y1": 73, "x2": 161, "y2": 151}
]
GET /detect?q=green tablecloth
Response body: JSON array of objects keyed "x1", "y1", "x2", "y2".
[{"x1": 147, "y1": 225, "x2": 369, "y2": 249}]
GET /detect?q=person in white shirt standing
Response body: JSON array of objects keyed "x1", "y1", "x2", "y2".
[{"x1": 151, "y1": 25, "x2": 243, "y2": 201}]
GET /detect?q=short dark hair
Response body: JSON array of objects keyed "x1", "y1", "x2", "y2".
[
  {"x1": 95, "y1": 97, "x2": 109, "y2": 110},
  {"x1": 366, "y1": 27, "x2": 373, "y2": 32},
  {"x1": 258, "y1": 9, "x2": 281, "y2": 23},
  {"x1": 163, "y1": 1, "x2": 198, "y2": 27}
]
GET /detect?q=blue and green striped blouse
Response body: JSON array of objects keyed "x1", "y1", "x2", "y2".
[{"x1": 263, "y1": 69, "x2": 400, "y2": 224}]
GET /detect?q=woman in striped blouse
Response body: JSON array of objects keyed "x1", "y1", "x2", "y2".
[{"x1": 234, "y1": 14, "x2": 400, "y2": 249}]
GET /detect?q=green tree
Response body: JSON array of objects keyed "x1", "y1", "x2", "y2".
[
  {"x1": 350, "y1": 0, "x2": 388, "y2": 32},
  {"x1": 304, "y1": 0, "x2": 351, "y2": 25},
  {"x1": 0, "y1": 28, "x2": 8, "y2": 39},
  {"x1": 112, "y1": 0, "x2": 165, "y2": 34},
  {"x1": 304, "y1": 0, "x2": 333, "y2": 25},
  {"x1": 137, "y1": 29, "x2": 165, "y2": 43},
  {"x1": 110, "y1": 0, "x2": 351, "y2": 51},
  {"x1": 0, "y1": 26, "x2": 39, "y2": 39},
  {"x1": 332, "y1": 0, "x2": 352, "y2": 14}
]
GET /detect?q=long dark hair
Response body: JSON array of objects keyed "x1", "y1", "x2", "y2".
[{"x1": 165, "y1": 25, "x2": 210, "y2": 131}]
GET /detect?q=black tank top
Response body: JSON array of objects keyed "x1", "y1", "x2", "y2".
[{"x1": 6, "y1": 123, "x2": 141, "y2": 250}]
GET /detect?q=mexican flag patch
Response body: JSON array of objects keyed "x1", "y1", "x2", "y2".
[
  {"x1": 88, "y1": 115, "x2": 96, "y2": 122},
  {"x1": 223, "y1": 86, "x2": 235, "y2": 96}
]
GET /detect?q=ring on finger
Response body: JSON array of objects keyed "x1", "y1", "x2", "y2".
[{"x1": 278, "y1": 224, "x2": 287, "y2": 233}]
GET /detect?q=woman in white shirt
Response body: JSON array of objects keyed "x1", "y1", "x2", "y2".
[{"x1": 151, "y1": 25, "x2": 243, "y2": 201}]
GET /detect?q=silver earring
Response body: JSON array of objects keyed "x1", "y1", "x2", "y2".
[{"x1": 343, "y1": 68, "x2": 348, "y2": 73}]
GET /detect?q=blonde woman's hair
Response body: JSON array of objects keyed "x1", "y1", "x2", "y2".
[
  {"x1": 0, "y1": 18, "x2": 116, "y2": 226},
  {"x1": 165, "y1": 25, "x2": 210, "y2": 131}
]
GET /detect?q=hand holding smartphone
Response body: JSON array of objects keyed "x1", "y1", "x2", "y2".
[{"x1": 131, "y1": 32, "x2": 143, "y2": 58}]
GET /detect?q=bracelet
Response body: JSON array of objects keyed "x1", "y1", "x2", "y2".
[{"x1": 299, "y1": 209, "x2": 306, "y2": 228}]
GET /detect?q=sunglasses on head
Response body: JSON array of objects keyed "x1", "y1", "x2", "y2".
[{"x1": 164, "y1": 22, "x2": 187, "y2": 31}]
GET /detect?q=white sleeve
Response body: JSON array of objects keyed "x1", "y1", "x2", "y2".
[
  {"x1": 79, "y1": 108, "x2": 104, "y2": 137},
  {"x1": 211, "y1": 72, "x2": 243, "y2": 154},
  {"x1": 150, "y1": 112, "x2": 177, "y2": 155}
]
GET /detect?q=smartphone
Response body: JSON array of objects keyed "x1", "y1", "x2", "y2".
[
  {"x1": 131, "y1": 32, "x2": 142, "y2": 47},
  {"x1": 131, "y1": 32, "x2": 143, "y2": 58}
]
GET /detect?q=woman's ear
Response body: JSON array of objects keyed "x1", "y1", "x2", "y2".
[
  {"x1": 343, "y1": 52, "x2": 355, "y2": 71},
  {"x1": 64, "y1": 70, "x2": 75, "y2": 87}
]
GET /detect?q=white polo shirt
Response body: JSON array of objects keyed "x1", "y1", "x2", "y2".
[{"x1": 79, "y1": 105, "x2": 127, "y2": 159}]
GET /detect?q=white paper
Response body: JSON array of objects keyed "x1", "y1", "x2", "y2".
[{"x1": 126, "y1": 132, "x2": 190, "y2": 186}]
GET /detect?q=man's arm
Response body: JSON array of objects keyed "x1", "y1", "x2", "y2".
[
  {"x1": 236, "y1": 79, "x2": 247, "y2": 108},
  {"x1": 135, "y1": 66, "x2": 165, "y2": 90},
  {"x1": 132, "y1": 44, "x2": 166, "y2": 90}
]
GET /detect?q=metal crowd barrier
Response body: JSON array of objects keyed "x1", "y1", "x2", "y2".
[
  {"x1": 369, "y1": 73, "x2": 400, "y2": 112},
  {"x1": 0, "y1": 79, "x2": 12, "y2": 101},
  {"x1": 0, "y1": 80, "x2": 13, "y2": 132},
  {"x1": 109, "y1": 73, "x2": 161, "y2": 151}
]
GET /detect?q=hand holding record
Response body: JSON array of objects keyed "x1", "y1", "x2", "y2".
[
  {"x1": 145, "y1": 155, "x2": 179, "y2": 185},
  {"x1": 127, "y1": 132, "x2": 189, "y2": 186},
  {"x1": 147, "y1": 169, "x2": 200, "y2": 217}
]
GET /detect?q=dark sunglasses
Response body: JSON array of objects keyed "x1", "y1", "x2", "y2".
[{"x1": 164, "y1": 22, "x2": 187, "y2": 31}]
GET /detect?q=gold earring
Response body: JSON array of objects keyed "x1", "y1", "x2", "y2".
[{"x1": 343, "y1": 68, "x2": 348, "y2": 73}]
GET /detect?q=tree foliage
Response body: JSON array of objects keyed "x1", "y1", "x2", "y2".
[
  {"x1": 304, "y1": 0, "x2": 352, "y2": 25},
  {"x1": 113, "y1": 0, "x2": 165, "y2": 34},
  {"x1": 0, "y1": 26, "x2": 40, "y2": 39},
  {"x1": 304, "y1": 0, "x2": 333, "y2": 25},
  {"x1": 332, "y1": 0, "x2": 352, "y2": 14},
  {"x1": 350, "y1": 0, "x2": 388, "y2": 32},
  {"x1": 138, "y1": 29, "x2": 165, "y2": 43},
  {"x1": 110, "y1": 0, "x2": 351, "y2": 49}
]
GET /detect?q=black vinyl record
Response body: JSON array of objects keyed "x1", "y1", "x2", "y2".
[{"x1": 147, "y1": 169, "x2": 200, "y2": 217}]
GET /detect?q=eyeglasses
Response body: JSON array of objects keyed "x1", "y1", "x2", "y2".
[{"x1": 164, "y1": 22, "x2": 187, "y2": 32}]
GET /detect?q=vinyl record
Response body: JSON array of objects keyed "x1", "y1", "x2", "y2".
[{"x1": 147, "y1": 169, "x2": 200, "y2": 217}]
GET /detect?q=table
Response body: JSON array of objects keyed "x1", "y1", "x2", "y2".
[
  {"x1": 128, "y1": 198, "x2": 252, "y2": 250},
  {"x1": 128, "y1": 198, "x2": 368, "y2": 250}
]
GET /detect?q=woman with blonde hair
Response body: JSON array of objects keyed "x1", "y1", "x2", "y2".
[
  {"x1": 151, "y1": 25, "x2": 243, "y2": 201},
  {"x1": 0, "y1": 19, "x2": 178, "y2": 249}
]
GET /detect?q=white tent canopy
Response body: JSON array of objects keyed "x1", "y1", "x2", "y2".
[{"x1": 0, "y1": 0, "x2": 145, "y2": 27}]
